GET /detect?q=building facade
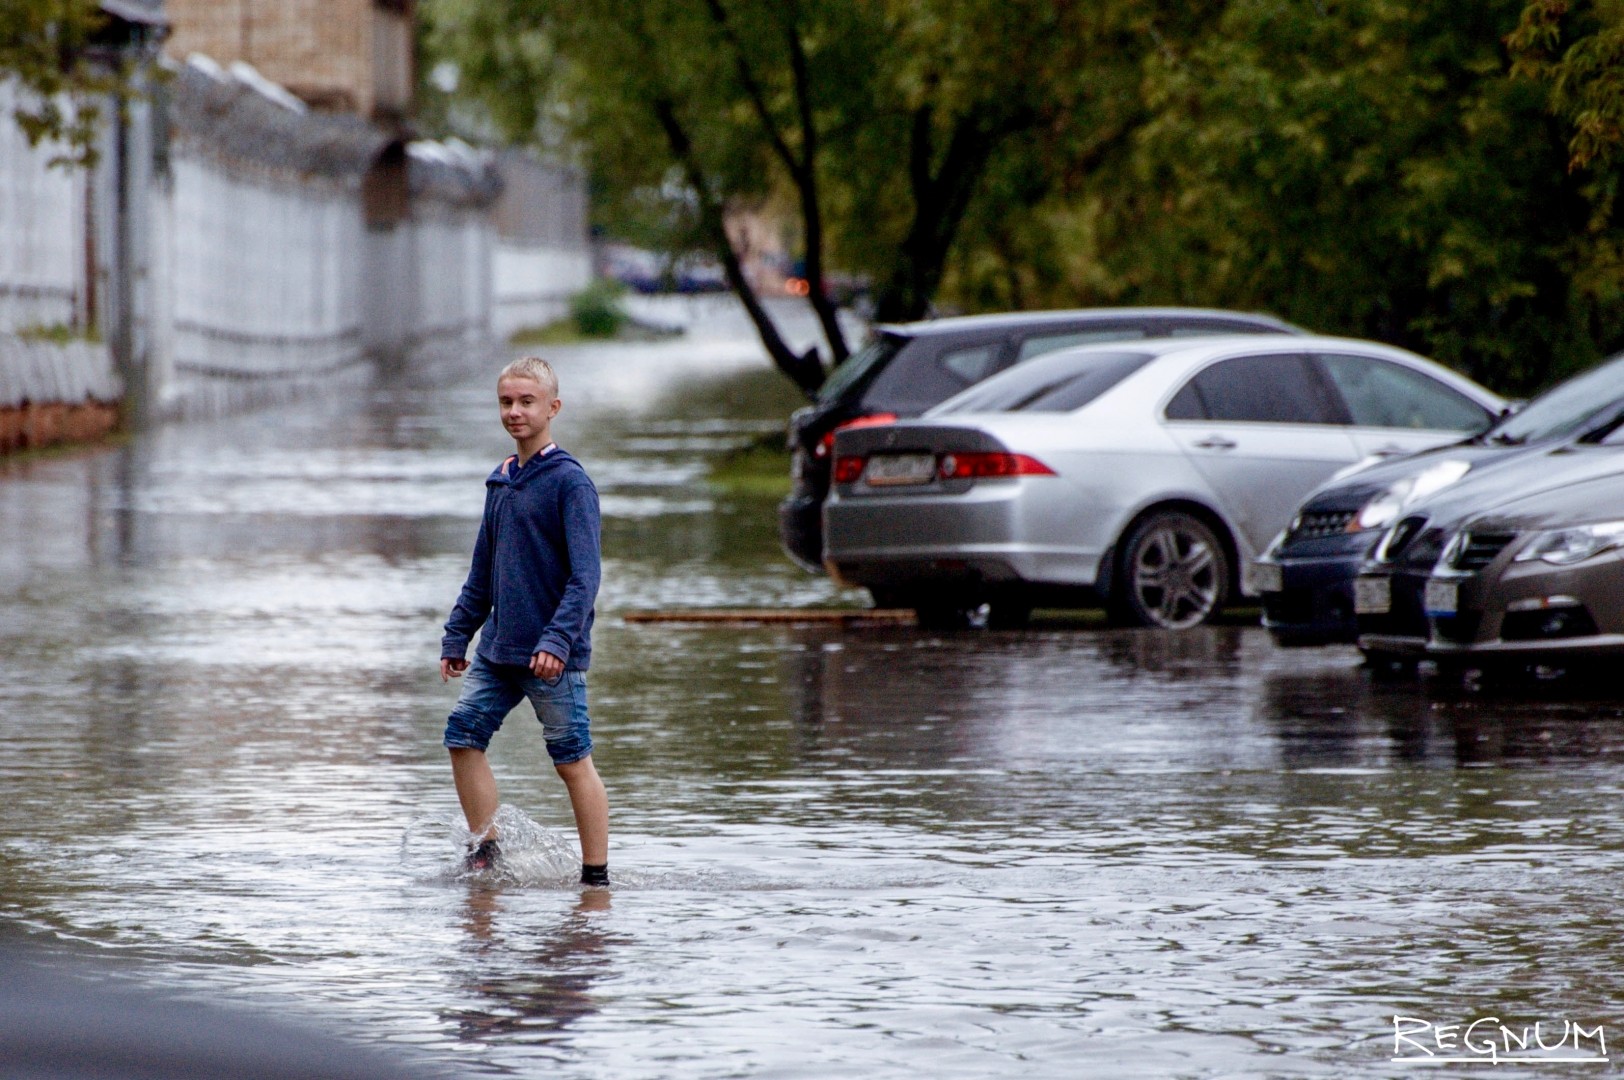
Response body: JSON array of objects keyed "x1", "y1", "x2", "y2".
[{"x1": 161, "y1": 0, "x2": 413, "y2": 124}]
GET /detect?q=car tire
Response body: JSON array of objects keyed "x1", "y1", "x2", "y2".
[{"x1": 1110, "y1": 510, "x2": 1229, "y2": 629}]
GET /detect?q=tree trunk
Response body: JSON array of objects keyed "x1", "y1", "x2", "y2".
[
  {"x1": 872, "y1": 105, "x2": 1031, "y2": 323},
  {"x1": 698, "y1": 0, "x2": 849, "y2": 375},
  {"x1": 784, "y1": 24, "x2": 849, "y2": 367},
  {"x1": 652, "y1": 98, "x2": 824, "y2": 398}
]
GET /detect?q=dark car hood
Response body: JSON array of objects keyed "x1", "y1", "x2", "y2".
[
  {"x1": 1402, "y1": 445, "x2": 1624, "y2": 535},
  {"x1": 1299, "y1": 440, "x2": 1595, "y2": 513},
  {"x1": 1456, "y1": 463, "x2": 1624, "y2": 532}
]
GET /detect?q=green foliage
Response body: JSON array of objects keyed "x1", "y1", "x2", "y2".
[
  {"x1": 421, "y1": 0, "x2": 1145, "y2": 339},
  {"x1": 506, "y1": 319, "x2": 579, "y2": 347},
  {"x1": 17, "y1": 322, "x2": 99, "y2": 344},
  {"x1": 968, "y1": 0, "x2": 1621, "y2": 395},
  {"x1": 426, "y1": 0, "x2": 1624, "y2": 395},
  {"x1": 707, "y1": 431, "x2": 792, "y2": 499},
  {"x1": 0, "y1": 0, "x2": 130, "y2": 168},
  {"x1": 569, "y1": 278, "x2": 628, "y2": 338},
  {"x1": 1509, "y1": 0, "x2": 1624, "y2": 170}
]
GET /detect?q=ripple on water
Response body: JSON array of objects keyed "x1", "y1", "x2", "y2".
[{"x1": 10, "y1": 312, "x2": 1624, "y2": 1079}]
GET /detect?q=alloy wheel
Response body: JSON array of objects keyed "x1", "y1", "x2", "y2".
[{"x1": 1119, "y1": 512, "x2": 1228, "y2": 629}]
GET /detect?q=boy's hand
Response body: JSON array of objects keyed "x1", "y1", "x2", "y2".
[
  {"x1": 530, "y1": 650, "x2": 564, "y2": 680},
  {"x1": 440, "y1": 658, "x2": 469, "y2": 682}
]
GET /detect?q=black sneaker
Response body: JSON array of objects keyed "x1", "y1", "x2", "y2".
[
  {"x1": 464, "y1": 838, "x2": 502, "y2": 872},
  {"x1": 580, "y1": 863, "x2": 610, "y2": 888}
]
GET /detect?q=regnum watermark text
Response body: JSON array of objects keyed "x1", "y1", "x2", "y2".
[{"x1": 1393, "y1": 1015, "x2": 1609, "y2": 1065}]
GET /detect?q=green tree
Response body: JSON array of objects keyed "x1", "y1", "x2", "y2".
[
  {"x1": 1076, "y1": 0, "x2": 1619, "y2": 393},
  {"x1": 422, "y1": 0, "x2": 1142, "y2": 394},
  {"x1": 1507, "y1": 2, "x2": 1624, "y2": 386},
  {"x1": 0, "y1": 0, "x2": 129, "y2": 167},
  {"x1": 836, "y1": 1, "x2": 1141, "y2": 323},
  {"x1": 424, "y1": 0, "x2": 849, "y2": 393},
  {"x1": 1509, "y1": 0, "x2": 1624, "y2": 169}
]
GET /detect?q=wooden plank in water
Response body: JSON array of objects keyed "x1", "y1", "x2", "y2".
[{"x1": 623, "y1": 608, "x2": 915, "y2": 627}]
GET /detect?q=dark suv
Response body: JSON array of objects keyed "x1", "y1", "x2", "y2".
[{"x1": 778, "y1": 307, "x2": 1303, "y2": 571}]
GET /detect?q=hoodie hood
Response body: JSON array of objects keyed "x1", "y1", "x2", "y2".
[{"x1": 488, "y1": 446, "x2": 581, "y2": 486}]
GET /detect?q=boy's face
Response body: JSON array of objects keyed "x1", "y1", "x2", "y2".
[{"x1": 498, "y1": 376, "x2": 561, "y2": 444}]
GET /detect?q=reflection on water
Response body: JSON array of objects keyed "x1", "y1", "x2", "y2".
[
  {"x1": 5, "y1": 309, "x2": 1624, "y2": 1078},
  {"x1": 447, "y1": 885, "x2": 618, "y2": 1048}
]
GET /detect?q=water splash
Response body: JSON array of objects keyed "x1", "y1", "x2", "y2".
[{"x1": 401, "y1": 804, "x2": 584, "y2": 887}]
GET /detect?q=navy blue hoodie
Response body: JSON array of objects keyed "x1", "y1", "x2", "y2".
[{"x1": 442, "y1": 447, "x2": 601, "y2": 670}]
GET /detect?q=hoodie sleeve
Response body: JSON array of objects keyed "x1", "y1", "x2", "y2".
[
  {"x1": 533, "y1": 476, "x2": 601, "y2": 664},
  {"x1": 442, "y1": 488, "x2": 496, "y2": 659}
]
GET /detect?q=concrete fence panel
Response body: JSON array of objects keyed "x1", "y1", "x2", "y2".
[{"x1": 0, "y1": 81, "x2": 86, "y2": 333}]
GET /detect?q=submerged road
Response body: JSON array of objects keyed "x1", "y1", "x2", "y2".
[{"x1": 4, "y1": 298, "x2": 1624, "y2": 1078}]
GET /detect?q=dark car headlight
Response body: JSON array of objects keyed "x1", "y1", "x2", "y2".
[{"x1": 1348, "y1": 460, "x2": 1472, "y2": 533}]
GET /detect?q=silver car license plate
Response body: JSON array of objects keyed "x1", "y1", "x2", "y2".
[
  {"x1": 1424, "y1": 578, "x2": 1458, "y2": 616},
  {"x1": 1354, "y1": 576, "x2": 1391, "y2": 615},
  {"x1": 865, "y1": 453, "x2": 937, "y2": 486},
  {"x1": 1253, "y1": 561, "x2": 1283, "y2": 594}
]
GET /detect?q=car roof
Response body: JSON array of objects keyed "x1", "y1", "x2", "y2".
[
  {"x1": 998, "y1": 332, "x2": 1428, "y2": 364},
  {"x1": 1048, "y1": 332, "x2": 1487, "y2": 362},
  {"x1": 923, "y1": 333, "x2": 1504, "y2": 420},
  {"x1": 876, "y1": 307, "x2": 1301, "y2": 338}
]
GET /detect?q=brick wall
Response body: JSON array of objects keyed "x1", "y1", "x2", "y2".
[{"x1": 164, "y1": 0, "x2": 412, "y2": 120}]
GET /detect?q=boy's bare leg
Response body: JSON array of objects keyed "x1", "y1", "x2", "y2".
[
  {"x1": 449, "y1": 747, "x2": 501, "y2": 840},
  {"x1": 555, "y1": 755, "x2": 609, "y2": 865}
]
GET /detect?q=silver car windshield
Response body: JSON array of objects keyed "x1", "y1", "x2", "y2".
[
  {"x1": 1487, "y1": 352, "x2": 1624, "y2": 445},
  {"x1": 930, "y1": 350, "x2": 1155, "y2": 415}
]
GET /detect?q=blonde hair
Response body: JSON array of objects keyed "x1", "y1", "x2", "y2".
[{"x1": 498, "y1": 356, "x2": 559, "y2": 398}]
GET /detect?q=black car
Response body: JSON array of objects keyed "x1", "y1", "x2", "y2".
[
  {"x1": 778, "y1": 307, "x2": 1303, "y2": 571},
  {"x1": 1257, "y1": 351, "x2": 1624, "y2": 646}
]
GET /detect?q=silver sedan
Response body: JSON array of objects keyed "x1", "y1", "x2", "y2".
[{"x1": 822, "y1": 335, "x2": 1505, "y2": 629}]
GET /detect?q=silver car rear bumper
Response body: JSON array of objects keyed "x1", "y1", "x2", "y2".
[{"x1": 823, "y1": 482, "x2": 1104, "y2": 589}]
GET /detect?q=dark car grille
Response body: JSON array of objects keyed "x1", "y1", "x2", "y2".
[
  {"x1": 1396, "y1": 527, "x2": 1447, "y2": 571},
  {"x1": 1378, "y1": 516, "x2": 1427, "y2": 563},
  {"x1": 1287, "y1": 509, "x2": 1357, "y2": 543},
  {"x1": 1449, "y1": 531, "x2": 1516, "y2": 572}
]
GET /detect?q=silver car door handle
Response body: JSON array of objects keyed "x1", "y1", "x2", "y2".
[
  {"x1": 1369, "y1": 444, "x2": 1409, "y2": 458},
  {"x1": 1193, "y1": 435, "x2": 1237, "y2": 451}
]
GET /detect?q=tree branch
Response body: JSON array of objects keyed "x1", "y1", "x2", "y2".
[{"x1": 700, "y1": 0, "x2": 801, "y2": 175}]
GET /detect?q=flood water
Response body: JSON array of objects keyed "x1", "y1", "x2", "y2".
[{"x1": 6, "y1": 300, "x2": 1624, "y2": 1078}]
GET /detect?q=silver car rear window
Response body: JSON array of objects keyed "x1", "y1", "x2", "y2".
[{"x1": 931, "y1": 350, "x2": 1155, "y2": 414}]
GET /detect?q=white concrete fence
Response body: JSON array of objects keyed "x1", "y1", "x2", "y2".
[{"x1": 0, "y1": 55, "x2": 591, "y2": 441}]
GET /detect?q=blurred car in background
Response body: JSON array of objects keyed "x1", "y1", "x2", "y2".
[
  {"x1": 601, "y1": 243, "x2": 729, "y2": 294},
  {"x1": 778, "y1": 307, "x2": 1305, "y2": 571},
  {"x1": 1354, "y1": 453, "x2": 1624, "y2": 677},
  {"x1": 823, "y1": 335, "x2": 1503, "y2": 629},
  {"x1": 1257, "y1": 351, "x2": 1624, "y2": 646}
]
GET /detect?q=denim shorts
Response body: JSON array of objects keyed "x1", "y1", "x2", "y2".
[{"x1": 443, "y1": 655, "x2": 594, "y2": 764}]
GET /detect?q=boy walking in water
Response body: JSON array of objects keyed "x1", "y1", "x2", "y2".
[{"x1": 440, "y1": 356, "x2": 610, "y2": 887}]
